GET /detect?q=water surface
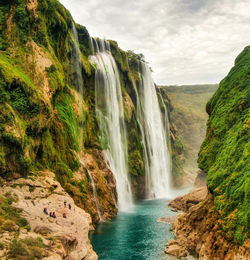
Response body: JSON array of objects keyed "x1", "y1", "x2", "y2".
[{"x1": 90, "y1": 199, "x2": 178, "y2": 260}]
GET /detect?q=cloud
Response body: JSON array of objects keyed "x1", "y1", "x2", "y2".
[{"x1": 60, "y1": 0, "x2": 250, "y2": 85}]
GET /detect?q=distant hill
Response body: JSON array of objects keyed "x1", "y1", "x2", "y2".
[
  {"x1": 165, "y1": 84, "x2": 218, "y2": 94},
  {"x1": 162, "y1": 84, "x2": 218, "y2": 176}
]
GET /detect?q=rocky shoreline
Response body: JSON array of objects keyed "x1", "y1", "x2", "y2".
[{"x1": 165, "y1": 187, "x2": 250, "y2": 259}]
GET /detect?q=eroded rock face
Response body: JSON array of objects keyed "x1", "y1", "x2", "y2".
[
  {"x1": 166, "y1": 191, "x2": 250, "y2": 259},
  {"x1": 0, "y1": 171, "x2": 97, "y2": 260},
  {"x1": 169, "y1": 187, "x2": 208, "y2": 212},
  {"x1": 80, "y1": 149, "x2": 118, "y2": 223}
]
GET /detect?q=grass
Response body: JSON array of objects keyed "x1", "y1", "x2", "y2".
[
  {"x1": 8, "y1": 237, "x2": 45, "y2": 259},
  {"x1": 0, "y1": 195, "x2": 29, "y2": 232}
]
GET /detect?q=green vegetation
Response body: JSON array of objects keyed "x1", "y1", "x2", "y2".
[
  {"x1": 9, "y1": 237, "x2": 45, "y2": 259},
  {"x1": 55, "y1": 92, "x2": 79, "y2": 151},
  {"x1": 0, "y1": 2, "x2": 10, "y2": 50},
  {"x1": 0, "y1": 195, "x2": 30, "y2": 232},
  {"x1": 198, "y1": 46, "x2": 250, "y2": 244},
  {"x1": 14, "y1": 0, "x2": 30, "y2": 43},
  {"x1": 0, "y1": 0, "x2": 96, "y2": 213}
]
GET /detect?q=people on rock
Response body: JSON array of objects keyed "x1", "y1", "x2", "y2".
[{"x1": 45, "y1": 202, "x2": 72, "y2": 219}]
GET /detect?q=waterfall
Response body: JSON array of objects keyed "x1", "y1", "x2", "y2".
[
  {"x1": 71, "y1": 23, "x2": 83, "y2": 97},
  {"x1": 136, "y1": 61, "x2": 172, "y2": 199},
  {"x1": 89, "y1": 38, "x2": 133, "y2": 211},
  {"x1": 158, "y1": 89, "x2": 172, "y2": 157},
  {"x1": 71, "y1": 25, "x2": 103, "y2": 221}
]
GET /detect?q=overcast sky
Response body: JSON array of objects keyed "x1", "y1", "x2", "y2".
[{"x1": 60, "y1": 0, "x2": 250, "y2": 85}]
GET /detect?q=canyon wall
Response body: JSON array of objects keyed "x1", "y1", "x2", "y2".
[
  {"x1": 0, "y1": 0, "x2": 182, "y2": 257},
  {"x1": 166, "y1": 46, "x2": 250, "y2": 259}
]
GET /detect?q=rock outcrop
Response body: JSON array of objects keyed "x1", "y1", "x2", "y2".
[
  {"x1": 169, "y1": 186, "x2": 207, "y2": 212},
  {"x1": 166, "y1": 191, "x2": 250, "y2": 259},
  {"x1": 0, "y1": 172, "x2": 97, "y2": 259}
]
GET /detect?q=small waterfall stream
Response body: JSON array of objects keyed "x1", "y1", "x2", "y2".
[
  {"x1": 89, "y1": 38, "x2": 133, "y2": 211},
  {"x1": 136, "y1": 61, "x2": 172, "y2": 199},
  {"x1": 79, "y1": 158, "x2": 103, "y2": 222}
]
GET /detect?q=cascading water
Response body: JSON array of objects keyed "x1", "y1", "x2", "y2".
[
  {"x1": 79, "y1": 158, "x2": 103, "y2": 222},
  {"x1": 71, "y1": 24, "x2": 103, "y2": 220},
  {"x1": 136, "y1": 61, "x2": 172, "y2": 199},
  {"x1": 158, "y1": 89, "x2": 172, "y2": 156},
  {"x1": 89, "y1": 38, "x2": 133, "y2": 211},
  {"x1": 71, "y1": 23, "x2": 83, "y2": 97}
]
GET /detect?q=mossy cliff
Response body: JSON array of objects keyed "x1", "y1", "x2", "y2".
[
  {"x1": 198, "y1": 46, "x2": 250, "y2": 245},
  {"x1": 0, "y1": 0, "x2": 116, "y2": 225},
  {"x1": 166, "y1": 49, "x2": 249, "y2": 259},
  {"x1": 0, "y1": 0, "x2": 182, "y2": 225}
]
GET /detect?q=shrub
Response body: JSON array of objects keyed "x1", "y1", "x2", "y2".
[{"x1": 14, "y1": 2, "x2": 30, "y2": 43}]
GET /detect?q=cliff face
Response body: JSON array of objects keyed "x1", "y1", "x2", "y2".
[
  {"x1": 0, "y1": 0, "x2": 117, "y2": 225},
  {"x1": 166, "y1": 46, "x2": 250, "y2": 259},
  {"x1": 198, "y1": 46, "x2": 250, "y2": 245}
]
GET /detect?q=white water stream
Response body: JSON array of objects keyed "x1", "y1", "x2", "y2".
[
  {"x1": 136, "y1": 61, "x2": 172, "y2": 199},
  {"x1": 79, "y1": 158, "x2": 103, "y2": 222},
  {"x1": 71, "y1": 23, "x2": 83, "y2": 97},
  {"x1": 89, "y1": 38, "x2": 133, "y2": 211}
]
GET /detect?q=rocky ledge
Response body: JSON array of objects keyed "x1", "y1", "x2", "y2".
[
  {"x1": 0, "y1": 171, "x2": 97, "y2": 260},
  {"x1": 165, "y1": 187, "x2": 250, "y2": 259},
  {"x1": 168, "y1": 186, "x2": 208, "y2": 212}
]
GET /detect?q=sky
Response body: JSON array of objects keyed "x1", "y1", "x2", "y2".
[{"x1": 60, "y1": 0, "x2": 250, "y2": 85}]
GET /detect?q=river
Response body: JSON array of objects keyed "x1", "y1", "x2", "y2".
[{"x1": 90, "y1": 199, "x2": 180, "y2": 260}]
